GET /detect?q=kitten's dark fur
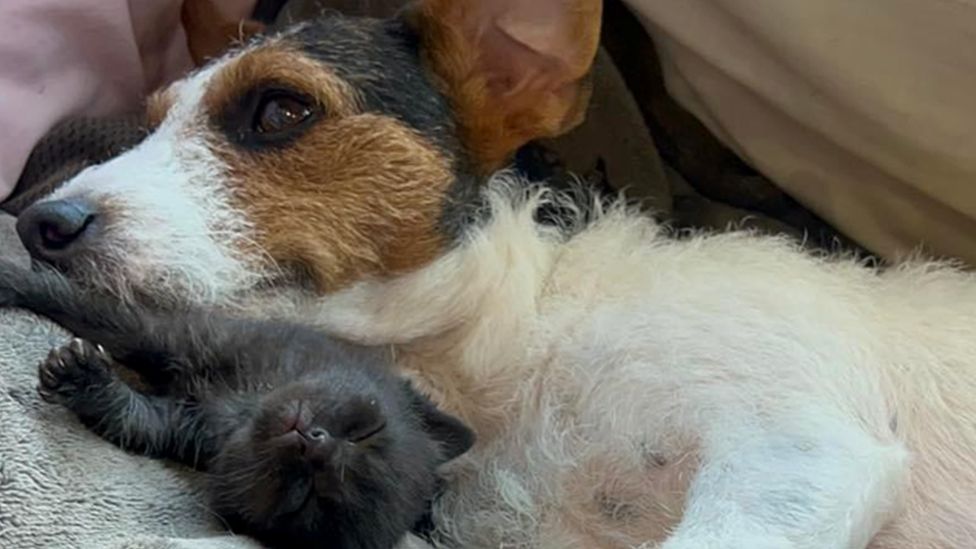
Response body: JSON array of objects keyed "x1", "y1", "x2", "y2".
[{"x1": 0, "y1": 260, "x2": 474, "y2": 549}]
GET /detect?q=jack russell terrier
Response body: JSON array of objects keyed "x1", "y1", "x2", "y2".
[{"x1": 5, "y1": 0, "x2": 976, "y2": 547}]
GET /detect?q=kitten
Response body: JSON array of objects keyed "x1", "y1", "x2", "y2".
[{"x1": 0, "y1": 260, "x2": 474, "y2": 549}]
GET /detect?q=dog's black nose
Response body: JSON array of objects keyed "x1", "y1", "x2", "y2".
[{"x1": 16, "y1": 199, "x2": 97, "y2": 263}]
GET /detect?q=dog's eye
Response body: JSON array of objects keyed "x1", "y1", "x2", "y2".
[
  {"x1": 255, "y1": 93, "x2": 313, "y2": 134},
  {"x1": 217, "y1": 86, "x2": 319, "y2": 148}
]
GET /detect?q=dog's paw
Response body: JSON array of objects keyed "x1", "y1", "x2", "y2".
[{"x1": 37, "y1": 338, "x2": 114, "y2": 405}]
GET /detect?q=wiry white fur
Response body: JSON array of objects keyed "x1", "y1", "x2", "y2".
[
  {"x1": 296, "y1": 175, "x2": 976, "y2": 549},
  {"x1": 46, "y1": 59, "x2": 276, "y2": 306}
]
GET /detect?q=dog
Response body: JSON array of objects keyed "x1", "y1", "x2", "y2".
[{"x1": 9, "y1": 0, "x2": 976, "y2": 547}]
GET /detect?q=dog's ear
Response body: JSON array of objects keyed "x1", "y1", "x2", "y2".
[
  {"x1": 181, "y1": 0, "x2": 266, "y2": 67},
  {"x1": 404, "y1": 0, "x2": 602, "y2": 173}
]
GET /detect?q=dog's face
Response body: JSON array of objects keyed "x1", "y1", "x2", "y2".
[{"x1": 16, "y1": 0, "x2": 602, "y2": 305}]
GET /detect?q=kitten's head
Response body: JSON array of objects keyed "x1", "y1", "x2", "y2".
[{"x1": 208, "y1": 368, "x2": 474, "y2": 548}]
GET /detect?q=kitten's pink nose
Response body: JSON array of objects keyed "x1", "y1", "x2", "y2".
[
  {"x1": 278, "y1": 401, "x2": 310, "y2": 435},
  {"x1": 284, "y1": 412, "x2": 306, "y2": 433}
]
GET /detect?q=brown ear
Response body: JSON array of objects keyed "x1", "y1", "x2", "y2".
[
  {"x1": 405, "y1": 0, "x2": 602, "y2": 173},
  {"x1": 181, "y1": 0, "x2": 266, "y2": 66}
]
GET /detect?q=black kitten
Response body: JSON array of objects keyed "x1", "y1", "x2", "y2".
[{"x1": 0, "y1": 261, "x2": 474, "y2": 549}]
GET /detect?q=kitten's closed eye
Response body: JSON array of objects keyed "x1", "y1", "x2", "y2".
[
  {"x1": 335, "y1": 398, "x2": 386, "y2": 443},
  {"x1": 346, "y1": 417, "x2": 386, "y2": 443}
]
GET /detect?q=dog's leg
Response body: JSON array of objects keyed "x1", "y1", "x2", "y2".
[
  {"x1": 659, "y1": 413, "x2": 907, "y2": 549},
  {"x1": 36, "y1": 337, "x2": 227, "y2": 468}
]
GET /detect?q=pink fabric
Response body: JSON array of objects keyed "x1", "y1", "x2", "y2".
[{"x1": 0, "y1": 0, "x2": 256, "y2": 201}]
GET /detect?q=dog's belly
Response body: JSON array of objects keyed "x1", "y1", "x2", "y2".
[
  {"x1": 869, "y1": 414, "x2": 976, "y2": 549},
  {"x1": 550, "y1": 447, "x2": 699, "y2": 548},
  {"x1": 435, "y1": 403, "x2": 701, "y2": 549}
]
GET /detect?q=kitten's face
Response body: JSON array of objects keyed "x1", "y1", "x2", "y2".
[{"x1": 208, "y1": 374, "x2": 474, "y2": 548}]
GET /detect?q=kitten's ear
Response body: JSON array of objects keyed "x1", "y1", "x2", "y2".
[
  {"x1": 410, "y1": 389, "x2": 475, "y2": 461},
  {"x1": 402, "y1": 0, "x2": 602, "y2": 173},
  {"x1": 182, "y1": 0, "x2": 266, "y2": 66}
]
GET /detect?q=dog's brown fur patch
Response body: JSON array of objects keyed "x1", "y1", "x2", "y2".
[
  {"x1": 202, "y1": 44, "x2": 363, "y2": 121},
  {"x1": 207, "y1": 45, "x2": 454, "y2": 292}
]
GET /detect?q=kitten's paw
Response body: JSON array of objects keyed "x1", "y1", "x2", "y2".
[{"x1": 37, "y1": 338, "x2": 113, "y2": 405}]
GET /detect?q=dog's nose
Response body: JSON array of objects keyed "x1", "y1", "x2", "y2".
[{"x1": 16, "y1": 199, "x2": 97, "y2": 263}]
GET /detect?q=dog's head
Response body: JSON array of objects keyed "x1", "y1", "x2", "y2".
[{"x1": 15, "y1": 0, "x2": 601, "y2": 305}]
